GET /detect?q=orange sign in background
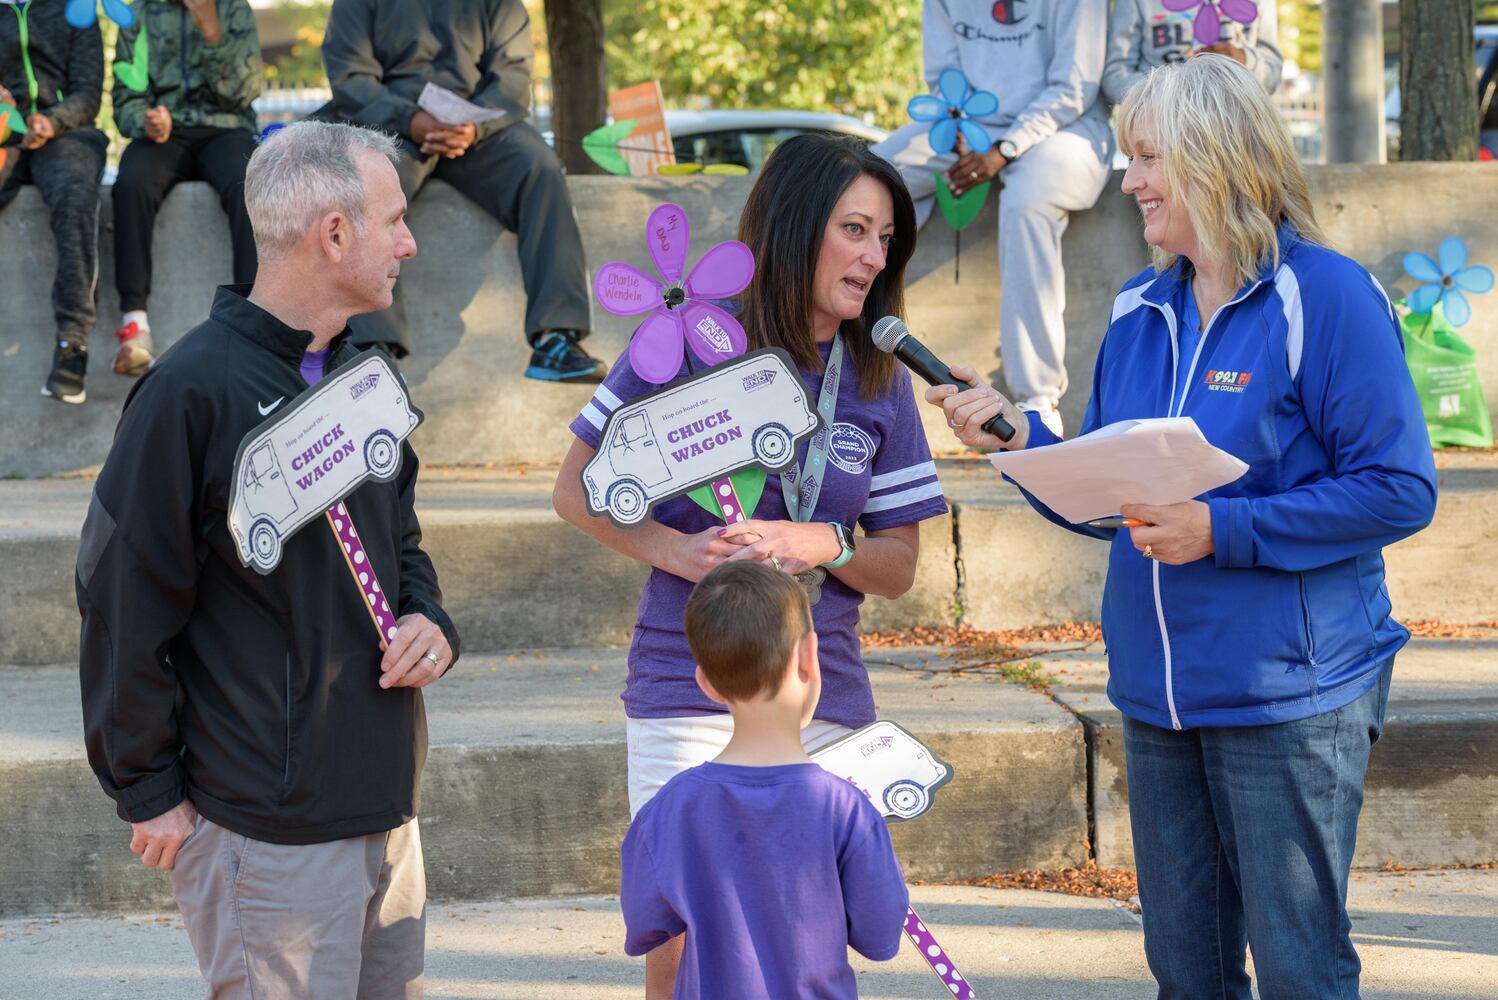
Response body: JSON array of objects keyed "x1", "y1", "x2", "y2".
[{"x1": 608, "y1": 81, "x2": 677, "y2": 177}]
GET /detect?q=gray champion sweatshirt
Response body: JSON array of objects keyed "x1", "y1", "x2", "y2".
[{"x1": 1102, "y1": 0, "x2": 1283, "y2": 104}]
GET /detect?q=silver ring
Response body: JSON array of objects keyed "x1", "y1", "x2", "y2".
[
  {"x1": 949, "y1": 418, "x2": 961, "y2": 428},
  {"x1": 970, "y1": 170, "x2": 979, "y2": 179},
  {"x1": 770, "y1": 556, "x2": 783, "y2": 571},
  {"x1": 425, "y1": 652, "x2": 440, "y2": 663},
  {"x1": 1143, "y1": 545, "x2": 1154, "y2": 560}
]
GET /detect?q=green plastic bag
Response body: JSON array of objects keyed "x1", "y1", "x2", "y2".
[{"x1": 1401, "y1": 303, "x2": 1493, "y2": 448}]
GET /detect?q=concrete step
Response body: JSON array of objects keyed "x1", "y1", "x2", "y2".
[
  {"x1": 1015, "y1": 635, "x2": 1498, "y2": 871},
  {"x1": 3, "y1": 875, "x2": 1494, "y2": 1000},
  {"x1": 3, "y1": 452, "x2": 1495, "y2": 666},
  {"x1": 0, "y1": 647, "x2": 1087, "y2": 919}
]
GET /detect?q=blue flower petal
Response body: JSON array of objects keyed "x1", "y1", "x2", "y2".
[
  {"x1": 1452, "y1": 264, "x2": 1495, "y2": 295},
  {"x1": 908, "y1": 95, "x2": 945, "y2": 122},
  {"x1": 962, "y1": 89, "x2": 999, "y2": 118},
  {"x1": 937, "y1": 68, "x2": 969, "y2": 110},
  {"x1": 1442, "y1": 289, "x2": 1473, "y2": 327},
  {"x1": 957, "y1": 118, "x2": 993, "y2": 154},
  {"x1": 1407, "y1": 284, "x2": 1442, "y2": 314},
  {"x1": 1403, "y1": 252, "x2": 1442, "y2": 284},
  {"x1": 1438, "y1": 236, "x2": 1468, "y2": 277},
  {"x1": 929, "y1": 118, "x2": 958, "y2": 156}
]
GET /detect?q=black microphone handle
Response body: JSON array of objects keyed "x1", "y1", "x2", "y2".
[{"x1": 894, "y1": 338, "x2": 1017, "y2": 442}]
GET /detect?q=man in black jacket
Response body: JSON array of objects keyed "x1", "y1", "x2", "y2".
[
  {"x1": 321, "y1": 0, "x2": 605, "y2": 383},
  {"x1": 78, "y1": 121, "x2": 458, "y2": 998},
  {"x1": 0, "y1": 0, "x2": 107, "y2": 404}
]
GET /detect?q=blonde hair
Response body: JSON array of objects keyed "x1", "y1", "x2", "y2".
[{"x1": 1116, "y1": 54, "x2": 1327, "y2": 289}]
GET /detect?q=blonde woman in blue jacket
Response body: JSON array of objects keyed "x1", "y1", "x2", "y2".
[{"x1": 928, "y1": 56, "x2": 1435, "y2": 1000}]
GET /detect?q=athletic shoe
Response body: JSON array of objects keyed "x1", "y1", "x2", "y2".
[
  {"x1": 524, "y1": 330, "x2": 607, "y2": 383},
  {"x1": 41, "y1": 338, "x2": 88, "y2": 405},
  {"x1": 1019, "y1": 397, "x2": 1064, "y2": 437},
  {"x1": 112, "y1": 320, "x2": 154, "y2": 376}
]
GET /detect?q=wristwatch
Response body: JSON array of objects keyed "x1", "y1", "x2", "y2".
[
  {"x1": 998, "y1": 139, "x2": 1020, "y2": 161},
  {"x1": 824, "y1": 521, "x2": 857, "y2": 569}
]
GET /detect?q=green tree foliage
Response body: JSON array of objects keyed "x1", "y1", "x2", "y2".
[
  {"x1": 1277, "y1": 0, "x2": 1323, "y2": 75},
  {"x1": 261, "y1": 0, "x2": 332, "y2": 87},
  {"x1": 604, "y1": 0, "x2": 923, "y2": 128}
]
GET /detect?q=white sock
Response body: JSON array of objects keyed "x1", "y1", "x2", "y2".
[{"x1": 123, "y1": 311, "x2": 150, "y2": 333}]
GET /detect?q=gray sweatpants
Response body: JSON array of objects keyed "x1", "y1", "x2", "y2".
[
  {"x1": 0, "y1": 128, "x2": 107, "y2": 341},
  {"x1": 170, "y1": 815, "x2": 426, "y2": 999},
  {"x1": 873, "y1": 114, "x2": 1113, "y2": 405}
]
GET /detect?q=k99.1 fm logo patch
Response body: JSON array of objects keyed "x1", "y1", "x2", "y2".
[{"x1": 1204, "y1": 369, "x2": 1253, "y2": 393}]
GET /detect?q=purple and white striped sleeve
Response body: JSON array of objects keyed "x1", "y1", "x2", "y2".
[{"x1": 859, "y1": 375, "x2": 947, "y2": 532}]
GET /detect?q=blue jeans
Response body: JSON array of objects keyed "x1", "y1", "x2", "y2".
[{"x1": 1123, "y1": 659, "x2": 1393, "y2": 1000}]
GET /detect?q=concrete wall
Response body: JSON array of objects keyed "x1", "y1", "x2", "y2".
[{"x1": 2, "y1": 165, "x2": 1495, "y2": 477}]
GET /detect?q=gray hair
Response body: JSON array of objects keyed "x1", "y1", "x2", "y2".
[{"x1": 244, "y1": 121, "x2": 401, "y2": 262}]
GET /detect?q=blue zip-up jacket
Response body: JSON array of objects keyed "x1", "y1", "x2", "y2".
[{"x1": 1020, "y1": 227, "x2": 1437, "y2": 730}]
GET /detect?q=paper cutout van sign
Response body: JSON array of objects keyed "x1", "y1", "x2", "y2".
[
  {"x1": 811, "y1": 720, "x2": 953, "y2": 822},
  {"x1": 582, "y1": 349, "x2": 819, "y2": 527},
  {"x1": 230, "y1": 354, "x2": 421, "y2": 574}
]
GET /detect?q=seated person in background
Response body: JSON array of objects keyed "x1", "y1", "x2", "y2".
[
  {"x1": 320, "y1": 0, "x2": 604, "y2": 382},
  {"x1": 1103, "y1": 0, "x2": 1283, "y2": 104},
  {"x1": 0, "y1": 1, "x2": 106, "y2": 404},
  {"x1": 110, "y1": 0, "x2": 261, "y2": 377},
  {"x1": 620, "y1": 561, "x2": 909, "y2": 999}
]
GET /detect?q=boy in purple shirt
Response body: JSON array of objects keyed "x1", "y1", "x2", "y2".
[{"x1": 620, "y1": 562, "x2": 909, "y2": 998}]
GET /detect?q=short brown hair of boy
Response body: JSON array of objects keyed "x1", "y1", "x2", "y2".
[{"x1": 685, "y1": 562, "x2": 814, "y2": 702}]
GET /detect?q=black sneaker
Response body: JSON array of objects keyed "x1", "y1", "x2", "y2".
[
  {"x1": 525, "y1": 330, "x2": 607, "y2": 383},
  {"x1": 41, "y1": 338, "x2": 88, "y2": 405}
]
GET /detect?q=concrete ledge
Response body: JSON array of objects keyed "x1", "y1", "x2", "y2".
[
  {"x1": 3, "y1": 165, "x2": 1497, "y2": 477},
  {"x1": 1041, "y1": 638, "x2": 1498, "y2": 871},
  {"x1": 0, "y1": 649, "x2": 1085, "y2": 918}
]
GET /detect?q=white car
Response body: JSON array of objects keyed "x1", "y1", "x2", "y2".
[
  {"x1": 229, "y1": 355, "x2": 421, "y2": 574},
  {"x1": 811, "y1": 720, "x2": 954, "y2": 822},
  {"x1": 582, "y1": 350, "x2": 819, "y2": 526}
]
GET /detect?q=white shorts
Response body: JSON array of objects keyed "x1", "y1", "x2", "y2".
[{"x1": 625, "y1": 715, "x2": 854, "y2": 817}]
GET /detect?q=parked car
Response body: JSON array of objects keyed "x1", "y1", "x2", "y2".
[{"x1": 664, "y1": 110, "x2": 888, "y2": 171}]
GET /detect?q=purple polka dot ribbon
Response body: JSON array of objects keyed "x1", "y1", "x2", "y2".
[
  {"x1": 326, "y1": 502, "x2": 397, "y2": 651},
  {"x1": 905, "y1": 906, "x2": 976, "y2": 998},
  {"x1": 709, "y1": 476, "x2": 748, "y2": 523}
]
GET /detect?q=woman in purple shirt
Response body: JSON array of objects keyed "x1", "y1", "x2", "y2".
[{"x1": 553, "y1": 134, "x2": 945, "y2": 993}]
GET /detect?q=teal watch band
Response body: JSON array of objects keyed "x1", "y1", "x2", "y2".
[{"x1": 824, "y1": 522, "x2": 855, "y2": 569}]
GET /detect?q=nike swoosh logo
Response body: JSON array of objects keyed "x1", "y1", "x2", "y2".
[{"x1": 257, "y1": 397, "x2": 285, "y2": 416}]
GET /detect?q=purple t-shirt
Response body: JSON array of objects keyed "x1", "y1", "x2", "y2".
[
  {"x1": 620, "y1": 762, "x2": 908, "y2": 997},
  {"x1": 300, "y1": 347, "x2": 331, "y2": 386},
  {"x1": 569, "y1": 342, "x2": 948, "y2": 727}
]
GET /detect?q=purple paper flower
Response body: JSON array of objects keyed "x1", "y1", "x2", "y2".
[
  {"x1": 1404, "y1": 237, "x2": 1494, "y2": 328},
  {"x1": 908, "y1": 68, "x2": 998, "y2": 156},
  {"x1": 1163, "y1": 0, "x2": 1258, "y2": 47},
  {"x1": 594, "y1": 203, "x2": 755, "y2": 384}
]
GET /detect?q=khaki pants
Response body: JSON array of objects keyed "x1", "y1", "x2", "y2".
[{"x1": 170, "y1": 815, "x2": 426, "y2": 999}]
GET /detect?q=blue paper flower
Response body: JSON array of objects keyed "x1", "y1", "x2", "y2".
[
  {"x1": 1404, "y1": 237, "x2": 1494, "y2": 327},
  {"x1": 907, "y1": 68, "x2": 998, "y2": 156}
]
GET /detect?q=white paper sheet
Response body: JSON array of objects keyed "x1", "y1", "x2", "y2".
[
  {"x1": 987, "y1": 417, "x2": 1249, "y2": 523},
  {"x1": 417, "y1": 82, "x2": 508, "y2": 126}
]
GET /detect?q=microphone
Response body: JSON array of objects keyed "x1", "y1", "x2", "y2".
[{"x1": 870, "y1": 316, "x2": 1016, "y2": 442}]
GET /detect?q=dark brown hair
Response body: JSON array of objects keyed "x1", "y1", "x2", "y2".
[
  {"x1": 735, "y1": 133, "x2": 917, "y2": 399},
  {"x1": 684, "y1": 562, "x2": 814, "y2": 702}
]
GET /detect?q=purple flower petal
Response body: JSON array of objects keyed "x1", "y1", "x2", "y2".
[
  {"x1": 1452, "y1": 264, "x2": 1495, "y2": 295},
  {"x1": 962, "y1": 89, "x2": 999, "y2": 118},
  {"x1": 957, "y1": 118, "x2": 993, "y2": 154},
  {"x1": 645, "y1": 203, "x2": 690, "y2": 284},
  {"x1": 928, "y1": 117, "x2": 959, "y2": 156},
  {"x1": 1403, "y1": 252, "x2": 1443, "y2": 284},
  {"x1": 1442, "y1": 289, "x2": 1473, "y2": 327},
  {"x1": 594, "y1": 262, "x2": 663, "y2": 316},
  {"x1": 628, "y1": 309, "x2": 687, "y2": 384},
  {"x1": 681, "y1": 300, "x2": 748, "y2": 368},
  {"x1": 1217, "y1": 0, "x2": 1258, "y2": 25},
  {"x1": 937, "y1": 68, "x2": 969, "y2": 110},
  {"x1": 1407, "y1": 284, "x2": 1442, "y2": 314},
  {"x1": 1162, "y1": 0, "x2": 1201, "y2": 11},
  {"x1": 908, "y1": 95, "x2": 945, "y2": 122},
  {"x1": 1193, "y1": 4, "x2": 1223, "y2": 45},
  {"x1": 1438, "y1": 236, "x2": 1468, "y2": 277},
  {"x1": 685, "y1": 240, "x2": 755, "y2": 298}
]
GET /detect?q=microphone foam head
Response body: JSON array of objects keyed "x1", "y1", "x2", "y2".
[{"x1": 870, "y1": 316, "x2": 909, "y2": 354}]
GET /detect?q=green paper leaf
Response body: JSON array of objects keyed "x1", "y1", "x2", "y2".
[
  {"x1": 582, "y1": 118, "x2": 638, "y2": 176},
  {"x1": 687, "y1": 467, "x2": 766, "y2": 521},
  {"x1": 113, "y1": 30, "x2": 150, "y2": 94},
  {"x1": 0, "y1": 103, "x2": 27, "y2": 136},
  {"x1": 934, "y1": 174, "x2": 989, "y2": 231}
]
